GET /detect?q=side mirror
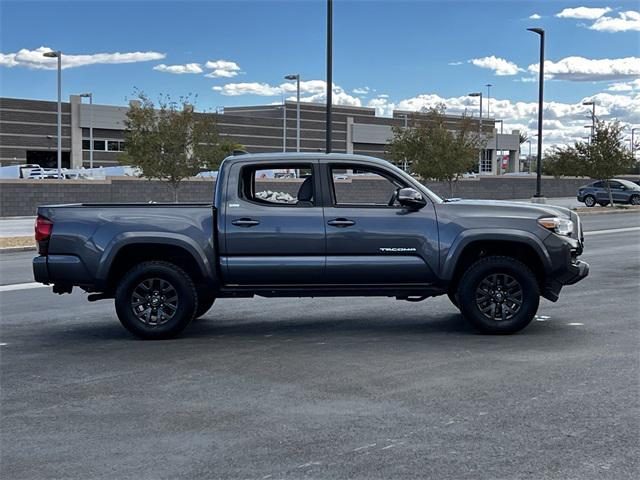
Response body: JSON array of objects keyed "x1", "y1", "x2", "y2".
[{"x1": 397, "y1": 187, "x2": 427, "y2": 209}]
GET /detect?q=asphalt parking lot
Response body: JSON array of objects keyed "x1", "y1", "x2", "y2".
[{"x1": 1, "y1": 212, "x2": 639, "y2": 479}]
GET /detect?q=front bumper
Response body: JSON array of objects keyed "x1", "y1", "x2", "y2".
[{"x1": 556, "y1": 259, "x2": 589, "y2": 285}]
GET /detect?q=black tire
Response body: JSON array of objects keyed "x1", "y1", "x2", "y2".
[
  {"x1": 456, "y1": 256, "x2": 539, "y2": 334},
  {"x1": 194, "y1": 293, "x2": 216, "y2": 319},
  {"x1": 447, "y1": 291, "x2": 460, "y2": 309},
  {"x1": 115, "y1": 261, "x2": 198, "y2": 339},
  {"x1": 583, "y1": 195, "x2": 596, "y2": 207},
  {"x1": 629, "y1": 194, "x2": 640, "y2": 206}
]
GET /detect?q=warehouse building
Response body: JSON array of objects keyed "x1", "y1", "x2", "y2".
[{"x1": 0, "y1": 96, "x2": 522, "y2": 175}]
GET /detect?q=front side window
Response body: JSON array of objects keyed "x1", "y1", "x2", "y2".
[
  {"x1": 330, "y1": 165, "x2": 405, "y2": 207},
  {"x1": 241, "y1": 163, "x2": 315, "y2": 206}
]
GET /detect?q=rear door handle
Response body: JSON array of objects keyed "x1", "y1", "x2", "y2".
[
  {"x1": 232, "y1": 218, "x2": 260, "y2": 227},
  {"x1": 327, "y1": 218, "x2": 355, "y2": 227}
]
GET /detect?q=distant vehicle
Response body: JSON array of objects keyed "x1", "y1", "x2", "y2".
[
  {"x1": 0, "y1": 164, "x2": 47, "y2": 179},
  {"x1": 33, "y1": 153, "x2": 588, "y2": 340},
  {"x1": 577, "y1": 179, "x2": 640, "y2": 207}
]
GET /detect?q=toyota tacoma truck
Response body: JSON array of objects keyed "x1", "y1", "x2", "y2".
[{"x1": 33, "y1": 153, "x2": 588, "y2": 339}]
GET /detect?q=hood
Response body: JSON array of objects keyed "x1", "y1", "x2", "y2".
[{"x1": 441, "y1": 198, "x2": 572, "y2": 220}]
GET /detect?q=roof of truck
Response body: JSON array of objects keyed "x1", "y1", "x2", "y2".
[{"x1": 222, "y1": 152, "x2": 390, "y2": 166}]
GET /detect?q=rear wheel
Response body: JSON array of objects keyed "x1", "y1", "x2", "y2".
[
  {"x1": 629, "y1": 194, "x2": 640, "y2": 206},
  {"x1": 584, "y1": 195, "x2": 596, "y2": 207},
  {"x1": 115, "y1": 261, "x2": 197, "y2": 339},
  {"x1": 456, "y1": 256, "x2": 539, "y2": 334}
]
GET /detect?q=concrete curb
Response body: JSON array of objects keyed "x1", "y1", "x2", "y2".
[
  {"x1": 571, "y1": 208, "x2": 640, "y2": 215},
  {"x1": 0, "y1": 246, "x2": 36, "y2": 254}
]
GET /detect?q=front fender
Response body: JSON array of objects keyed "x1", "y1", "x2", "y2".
[
  {"x1": 440, "y1": 228, "x2": 552, "y2": 281},
  {"x1": 95, "y1": 232, "x2": 216, "y2": 289}
]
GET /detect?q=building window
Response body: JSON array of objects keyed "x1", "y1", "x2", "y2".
[
  {"x1": 480, "y1": 149, "x2": 492, "y2": 173},
  {"x1": 83, "y1": 139, "x2": 126, "y2": 152}
]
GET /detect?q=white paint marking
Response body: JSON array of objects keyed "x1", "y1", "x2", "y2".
[
  {"x1": 535, "y1": 315, "x2": 551, "y2": 322},
  {"x1": 584, "y1": 226, "x2": 640, "y2": 236},
  {"x1": 567, "y1": 322, "x2": 584, "y2": 326},
  {"x1": 0, "y1": 282, "x2": 49, "y2": 293},
  {"x1": 353, "y1": 443, "x2": 376, "y2": 452},
  {"x1": 381, "y1": 444, "x2": 396, "y2": 450},
  {"x1": 0, "y1": 343, "x2": 7, "y2": 346}
]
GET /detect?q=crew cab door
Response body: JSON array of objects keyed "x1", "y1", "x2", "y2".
[
  {"x1": 220, "y1": 160, "x2": 326, "y2": 285},
  {"x1": 321, "y1": 162, "x2": 439, "y2": 285}
]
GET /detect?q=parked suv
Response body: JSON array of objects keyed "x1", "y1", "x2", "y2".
[{"x1": 577, "y1": 179, "x2": 640, "y2": 207}]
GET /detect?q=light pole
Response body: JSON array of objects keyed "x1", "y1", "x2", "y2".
[
  {"x1": 469, "y1": 92, "x2": 483, "y2": 173},
  {"x1": 284, "y1": 74, "x2": 301, "y2": 152},
  {"x1": 79, "y1": 93, "x2": 93, "y2": 169},
  {"x1": 326, "y1": 0, "x2": 333, "y2": 153},
  {"x1": 528, "y1": 27, "x2": 545, "y2": 199},
  {"x1": 632, "y1": 127, "x2": 638, "y2": 159},
  {"x1": 43, "y1": 50, "x2": 62, "y2": 178},
  {"x1": 485, "y1": 83, "x2": 493, "y2": 118},
  {"x1": 582, "y1": 100, "x2": 596, "y2": 142},
  {"x1": 399, "y1": 113, "x2": 409, "y2": 171},
  {"x1": 281, "y1": 100, "x2": 287, "y2": 152},
  {"x1": 527, "y1": 139, "x2": 532, "y2": 173}
]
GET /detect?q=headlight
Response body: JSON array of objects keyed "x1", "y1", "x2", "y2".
[{"x1": 538, "y1": 217, "x2": 574, "y2": 236}]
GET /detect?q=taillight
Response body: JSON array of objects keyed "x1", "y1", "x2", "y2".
[{"x1": 35, "y1": 216, "x2": 53, "y2": 254}]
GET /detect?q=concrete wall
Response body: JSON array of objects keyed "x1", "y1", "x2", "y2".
[{"x1": 0, "y1": 176, "x2": 595, "y2": 217}]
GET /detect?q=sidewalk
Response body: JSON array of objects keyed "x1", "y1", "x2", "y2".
[{"x1": 0, "y1": 217, "x2": 35, "y2": 238}]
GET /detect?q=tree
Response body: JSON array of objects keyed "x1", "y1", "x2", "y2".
[
  {"x1": 543, "y1": 146, "x2": 583, "y2": 178},
  {"x1": 541, "y1": 120, "x2": 634, "y2": 206},
  {"x1": 119, "y1": 91, "x2": 241, "y2": 201},
  {"x1": 387, "y1": 105, "x2": 481, "y2": 196}
]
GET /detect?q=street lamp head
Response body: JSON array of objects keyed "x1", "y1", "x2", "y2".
[
  {"x1": 284, "y1": 74, "x2": 299, "y2": 80},
  {"x1": 582, "y1": 101, "x2": 595, "y2": 106},
  {"x1": 485, "y1": 83, "x2": 493, "y2": 87},
  {"x1": 79, "y1": 92, "x2": 92, "y2": 98},
  {"x1": 527, "y1": 27, "x2": 544, "y2": 35},
  {"x1": 468, "y1": 92, "x2": 481, "y2": 97},
  {"x1": 42, "y1": 51, "x2": 60, "y2": 58}
]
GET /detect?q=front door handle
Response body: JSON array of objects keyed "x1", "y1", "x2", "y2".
[
  {"x1": 327, "y1": 218, "x2": 355, "y2": 227},
  {"x1": 232, "y1": 218, "x2": 260, "y2": 227}
]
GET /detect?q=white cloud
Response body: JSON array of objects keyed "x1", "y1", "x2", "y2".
[
  {"x1": 368, "y1": 97, "x2": 394, "y2": 117},
  {"x1": 213, "y1": 82, "x2": 281, "y2": 96},
  {"x1": 529, "y1": 13, "x2": 541, "y2": 20},
  {"x1": 527, "y1": 56, "x2": 640, "y2": 81},
  {"x1": 213, "y1": 79, "x2": 361, "y2": 106},
  {"x1": 448, "y1": 61, "x2": 463, "y2": 66},
  {"x1": 392, "y1": 90, "x2": 639, "y2": 152},
  {"x1": 606, "y1": 78, "x2": 640, "y2": 91},
  {"x1": 204, "y1": 59, "x2": 241, "y2": 78},
  {"x1": 556, "y1": 6, "x2": 612, "y2": 20},
  {"x1": 353, "y1": 87, "x2": 370, "y2": 94},
  {"x1": 153, "y1": 63, "x2": 202, "y2": 74},
  {"x1": 590, "y1": 10, "x2": 640, "y2": 32},
  {"x1": 0, "y1": 46, "x2": 165, "y2": 70},
  {"x1": 469, "y1": 56, "x2": 522, "y2": 76}
]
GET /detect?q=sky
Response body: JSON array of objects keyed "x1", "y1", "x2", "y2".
[{"x1": 1, "y1": 0, "x2": 639, "y2": 153}]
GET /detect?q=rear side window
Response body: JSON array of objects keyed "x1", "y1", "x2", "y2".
[
  {"x1": 592, "y1": 181, "x2": 604, "y2": 188},
  {"x1": 240, "y1": 163, "x2": 315, "y2": 206}
]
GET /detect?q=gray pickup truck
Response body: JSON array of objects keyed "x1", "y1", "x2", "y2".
[{"x1": 33, "y1": 153, "x2": 588, "y2": 339}]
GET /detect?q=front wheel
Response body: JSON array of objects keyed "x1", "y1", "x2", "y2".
[
  {"x1": 583, "y1": 195, "x2": 596, "y2": 207},
  {"x1": 456, "y1": 256, "x2": 539, "y2": 334},
  {"x1": 115, "y1": 261, "x2": 198, "y2": 339}
]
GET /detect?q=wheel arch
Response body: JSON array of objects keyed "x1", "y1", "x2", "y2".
[
  {"x1": 96, "y1": 233, "x2": 217, "y2": 292},
  {"x1": 442, "y1": 230, "x2": 551, "y2": 291}
]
